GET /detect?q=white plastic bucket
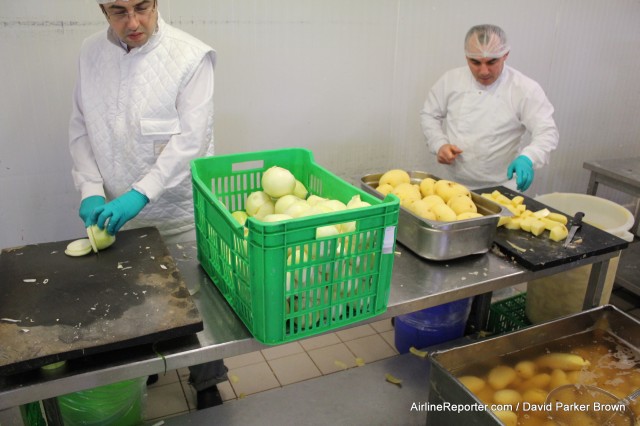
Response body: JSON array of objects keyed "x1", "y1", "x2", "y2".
[{"x1": 525, "y1": 193, "x2": 634, "y2": 324}]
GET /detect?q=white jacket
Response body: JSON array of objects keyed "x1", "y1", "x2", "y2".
[
  {"x1": 420, "y1": 65, "x2": 558, "y2": 189},
  {"x1": 69, "y1": 15, "x2": 215, "y2": 237}
]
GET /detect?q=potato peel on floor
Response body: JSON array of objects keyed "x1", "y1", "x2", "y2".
[
  {"x1": 385, "y1": 373, "x2": 402, "y2": 388},
  {"x1": 409, "y1": 347, "x2": 428, "y2": 358}
]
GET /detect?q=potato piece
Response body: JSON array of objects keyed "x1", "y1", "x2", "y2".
[
  {"x1": 488, "y1": 365, "x2": 517, "y2": 390},
  {"x1": 515, "y1": 360, "x2": 537, "y2": 379},
  {"x1": 493, "y1": 389, "x2": 523, "y2": 406},
  {"x1": 536, "y1": 353, "x2": 590, "y2": 371},
  {"x1": 522, "y1": 388, "x2": 548, "y2": 405},
  {"x1": 503, "y1": 217, "x2": 522, "y2": 230},
  {"x1": 518, "y1": 373, "x2": 551, "y2": 392},
  {"x1": 530, "y1": 219, "x2": 547, "y2": 236},
  {"x1": 520, "y1": 216, "x2": 537, "y2": 233},
  {"x1": 546, "y1": 212, "x2": 568, "y2": 225},
  {"x1": 498, "y1": 216, "x2": 511, "y2": 227},
  {"x1": 492, "y1": 410, "x2": 518, "y2": 426},
  {"x1": 432, "y1": 203, "x2": 457, "y2": 222},
  {"x1": 549, "y1": 369, "x2": 571, "y2": 389},
  {"x1": 540, "y1": 217, "x2": 564, "y2": 231},
  {"x1": 549, "y1": 224, "x2": 569, "y2": 242},
  {"x1": 458, "y1": 375, "x2": 486, "y2": 394},
  {"x1": 511, "y1": 195, "x2": 525, "y2": 206}
]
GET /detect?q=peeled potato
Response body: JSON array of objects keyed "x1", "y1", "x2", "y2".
[
  {"x1": 458, "y1": 376, "x2": 486, "y2": 394},
  {"x1": 515, "y1": 360, "x2": 537, "y2": 379},
  {"x1": 488, "y1": 365, "x2": 517, "y2": 390},
  {"x1": 379, "y1": 169, "x2": 410, "y2": 187}
]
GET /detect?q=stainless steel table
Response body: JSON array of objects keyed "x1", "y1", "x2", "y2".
[
  {"x1": 0, "y1": 238, "x2": 621, "y2": 420},
  {"x1": 584, "y1": 157, "x2": 640, "y2": 236}
]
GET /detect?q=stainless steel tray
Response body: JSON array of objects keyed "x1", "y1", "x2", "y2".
[
  {"x1": 428, "y1": 305, "x2": 640, "y2": 425},
  {"x1": 361, "y1": 171, "x2": 504, "y2": 260}
]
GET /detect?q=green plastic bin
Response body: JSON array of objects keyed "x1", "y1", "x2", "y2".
[
  {"x1": 487, "y1": 293, "x2": 531, "y2": 335},
  {"x1": 191, "y1": 148, "x2": 400, "y2": 344}
]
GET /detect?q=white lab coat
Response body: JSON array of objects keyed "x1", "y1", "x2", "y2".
[
  {"x1": 420, "y1": 65, "x2": 559, "y2": 190},
  {"x1": 69, "y1": 15, "x2": 215, "y2": 237}
]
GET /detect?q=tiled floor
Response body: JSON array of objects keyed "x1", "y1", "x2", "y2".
[
  {"x1": 143, "y1": 285, "x2": 640, "y2": 423},
  {"x1": 143, "y1": 319, "x2": 397, "y2": 422}
]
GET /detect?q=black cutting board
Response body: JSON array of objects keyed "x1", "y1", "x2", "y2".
[
  {"x1": 0, "y1": 227, "x2": 203, "y2": 375},
  {"x1": 477, "y1": 187, "x2": 630, "y2": 271}
]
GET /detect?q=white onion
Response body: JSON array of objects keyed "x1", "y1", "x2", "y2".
[
  {"x1": 262, "y1": 166, "x2": 296, "y2": 198},
  {"x1": 261, "y1": 214, "x2": 293, "y2": 223},
  {"x1": 306, "y1": 195, "x2": 327, "y2": 206},
  {"x1": 293, "y1": 180, "x2": 309, "y2": 199},
  {"x1": 275, "y1": 194, "x2": 301, "y2": 214},
  {"x1": 317, "y1": 199, "x2": 347, "y2": 212},
  {"x1": 347, "y1": 195, "x2": 371, "y2": 209},
  {"x1": 245, "y1": 191, "x2": 273, "y2": 217},
  {"x1": 231, "y1": 210, "x2": 248, "y2": 226},
  {"x1": 284, "y1": 200, "x2": 311, "y2": 218}
]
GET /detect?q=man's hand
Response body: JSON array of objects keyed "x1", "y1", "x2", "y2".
[
  {"x1": 91, "y1": 190, "x2": 149, "y2": 235},
  {"x1": 507, "y1": 155, "x2": 534, "y2": 191},
  {"x1": 79, "y1": 195, "x2": 105, "y2": 227},
  {"x1": 437, "y1": 144, "x2": 463, "y2": 164}
]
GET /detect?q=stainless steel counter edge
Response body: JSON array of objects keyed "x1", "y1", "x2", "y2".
[{"x1": 0, "y1": 241, "x2": 623, "y2": 410}]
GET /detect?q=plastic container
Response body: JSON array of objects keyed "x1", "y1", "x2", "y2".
[
  {"x1": 394, "y1": 298, "x2": 473, "y2": 353},
  {"x1": 487, "y1": 293, "x2": 531, "y2": 334},
  {"x1": 57, "y1": 378, "x2": 145, "y2": 426},
  {"x1": 191, "y1": 148, "x2": 400, "y2": 344},
  {"x1": 526, "y1": 193, "x2": 634, "y2": 324}
]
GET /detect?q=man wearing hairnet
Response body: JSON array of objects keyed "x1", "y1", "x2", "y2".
[
  {"x1": 68, "y1": 0, "x2": 227, "y2": 409},
  {"x1": 420, "y1": 24, "x2": 559, "y2": 191}
]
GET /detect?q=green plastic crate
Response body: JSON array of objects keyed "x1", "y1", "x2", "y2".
[
  {"x1": 487, "y1": 293, "x2": 531, "y2": 334},
  {"x1": 191, "y1": 148, "x2": 400, "y2": 344}
]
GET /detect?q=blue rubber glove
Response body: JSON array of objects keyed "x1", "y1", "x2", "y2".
[
  {"x1": 507, "y1": 155, "x2": 534, "y2": 191},
  {"x1": 91, "y1": 190, "x2": 149, "y2": 235},
  {"x1": 79, "y1": 195, "x2": 105, "y2": 227}
]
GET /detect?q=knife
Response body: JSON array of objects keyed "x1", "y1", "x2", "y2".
[{"x1": 563, "y1": 211, "x2": 584, "y2": 247}]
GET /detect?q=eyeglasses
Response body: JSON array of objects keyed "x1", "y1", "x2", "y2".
[{"x1": 106, "y1": 1, "x2": 156, "y2": 23}]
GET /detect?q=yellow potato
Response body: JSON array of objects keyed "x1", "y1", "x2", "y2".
[
  {"x1": 522, "y1": 388, "x2": 548, "y2": 405},
  {"x1": 503, "y1": 217, "x2": 522, "y2": 230},
  {"x1": 518, "y1": 373, "x2": 551, "y2": 392},
  {"x1": 375, "y1": 183, "x2": 394, "y2": 196},
  {"x1": 493, "y1": 389, "x2": 523, "y2": 406},
  {"x1": 488, "y1": 365, "x2": 517, "y2": 390},
  {"x1": 546, "y1": 212, "x2": 568, "y2": 224},
  {"x1": 458, "y1": 375, "x2": 486, "y2": 394},
  {"x1": 419, "y1": 177, "x2": 436, "y2": 197},
  {"x1": 515, "y1": 360, "x2": 537, "y2": 379},
  {"x1": 379, "y1": 169, "x2": 410, "y2": 187},
  {"x1": 530, "y1": 219, "x2": 547, "y2": 236},
  {"x1": 536, "y1": 353, "x2": 590, "y2": 371},
  {"x1": 549, "y1": 224, "x2": 569, "y2": 242},
  {"x1": 492, "y1": 409, "x2": 518, "y2": 426},
  {"x1": 549, "y1": 369, "x2": 571, "y2": 389}
]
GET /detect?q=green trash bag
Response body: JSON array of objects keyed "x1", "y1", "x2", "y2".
[{"x1": 57, "y1": 377, "x2": 146, "y2": 426}]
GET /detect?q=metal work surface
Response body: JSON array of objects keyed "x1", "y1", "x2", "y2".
[
  {"x1": 0, "y1": 236, "x2": 623, "y2": 411},
  {"x1": 0, "y1": 227, "x2": 202, "y2": 376}
]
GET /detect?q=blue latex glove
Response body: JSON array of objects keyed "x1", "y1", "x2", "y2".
[
  {"x1": 79, "y1": 195, "x2": 105, "y2": 227},
  {"x1": 91, "y1": 190, "x2": 149, "y2": 235},
  {"x1": 507, "y1": 155, "x2": 534, "y2": 191}
]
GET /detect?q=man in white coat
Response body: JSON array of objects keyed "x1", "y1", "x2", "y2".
[
  {"x1": 69, "y1": 0, "x2": 227, "y2": 409},
  {"x1": 420, "y1": 24, "x2": 559, "y2": 192}
]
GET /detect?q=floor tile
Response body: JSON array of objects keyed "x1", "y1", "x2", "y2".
[
  {"x1": 183, "y1": 379, "x2": 236, "y2": 410},
  {"x1": 344, "y1": 333, "x2": 397, "y2": 364},
  {"x1": 218, "y1": 380, "x2": 237, "y2": 402},
  {"x1": 299, "y1": 332, "x2": 341, "y2": 351},
  {"x1": 261, "y1": 341, "x2": 304, "y2": 360},
  {"x1": 379, "y1": 329, "x2": 397, "y2": 352},
  {"x1": 307, "y1": 343, "x2": 358, "y2": 375},
  {"x1": 224, "y1": 350, "x2": 266, "y2": 369},
  {"x1": 144, "y1": 381, "x2": 189, "y2": 421},
  {"x1": 370, "y1": 318, "x2": 394, "y2": 333},
  {"x1": 228, "y1": 362, "x2": 280, "y2": 396},
  {"x1": 148, "y1": 370, "x2": 180, "y2": 388},
  {"x1": 267, "y1": 352, "x2": 322, "y2": 386},
  {"x1": 335, "y1": 323, "x2": 376, "y2": 342}
]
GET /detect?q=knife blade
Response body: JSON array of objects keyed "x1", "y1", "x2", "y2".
[{"x1": 563, "y1": 211, "x2": 585, "y2": 247}]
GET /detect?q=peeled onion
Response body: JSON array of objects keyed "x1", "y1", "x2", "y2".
[
  {"x1": 275, "y1": 195, "x2": 301, "y2": 214},
  {"x1": 245, "y1": 191, "x2": 273, "y2": 217},
  {"x1": 262, "y1": 166, "x2": 296, "y2": 198},
  {"x1": 293, "y1": 180, "x2": 308, "y2": 199}
]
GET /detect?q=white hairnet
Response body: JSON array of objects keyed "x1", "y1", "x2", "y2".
[
  {"x1": 95, "y1": 0, "x2": 129, "y2": 4},
  {"x1": 464, "y1": 24, "x2": 510, "y2": 59}
]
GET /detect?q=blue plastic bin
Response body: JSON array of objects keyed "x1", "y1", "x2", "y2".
[{"x1": 394, "y1": 298, "x2": 473, "y2": 354}]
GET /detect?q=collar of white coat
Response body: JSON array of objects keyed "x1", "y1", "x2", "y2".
[
  {"x1": 470, "y1": 65, "x2": 510, "y2": 91},
  {"x1": 106, "y1": 12, "x2": 165, "y2": 54}
]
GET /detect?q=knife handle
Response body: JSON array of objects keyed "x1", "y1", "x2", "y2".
[{"x1": 572, "y1": 211, "x2": 584, "y2": 227}]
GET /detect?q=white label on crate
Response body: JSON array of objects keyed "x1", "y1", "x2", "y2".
[{"x1": 382, "y1": 226, "x2": 396, "y2": 254}]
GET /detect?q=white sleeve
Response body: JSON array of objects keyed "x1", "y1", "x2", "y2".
[
  {"x1": 132, "y1": 53, "x2": 215, "y2": 201},
  {"x1": 518, "y1": 84, "x2": 559, "y2": 169},
  {"x1": 420, "y1": 75, "x2": 450, "y2": 155},
  {"x1": 68, "y1": 68, "x2": 106, "y2": 200}
]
